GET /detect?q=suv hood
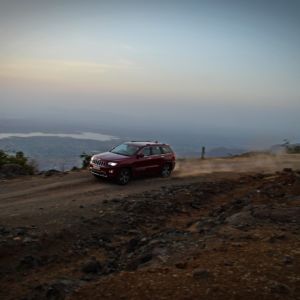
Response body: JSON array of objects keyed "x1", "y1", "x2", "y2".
[{"x1": 93, "y1": 152, "x2": 129, "y2": 161}]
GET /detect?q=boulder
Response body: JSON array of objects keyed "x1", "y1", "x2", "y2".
[
  {"x1": 225, "y1": 211, "x2": 255, "y2": 227},
  {"x1": 81, "y1": 259, "x2": 102, "y2": 274}
]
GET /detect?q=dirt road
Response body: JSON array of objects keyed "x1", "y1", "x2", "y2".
[{"x1": 1, "y1": 154, "x2": 299, "y2": 229}]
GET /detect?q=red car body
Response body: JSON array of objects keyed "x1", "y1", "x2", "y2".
[{"x1": 89, "y1": 141, "x2": 176, "y2": 184}]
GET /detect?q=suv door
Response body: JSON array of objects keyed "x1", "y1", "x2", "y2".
[
  {"x1": 150, "y1": 146, "x2": 164, "y2": 174},
  {"x1": 133, "y1": 146, "x2": 152, "y2": 176}
]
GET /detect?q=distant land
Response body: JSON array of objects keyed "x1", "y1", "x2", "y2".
[{"x1": 0, "y1": 132, "x2": 117, "y2": 141}]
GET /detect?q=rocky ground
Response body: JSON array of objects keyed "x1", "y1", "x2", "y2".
[{"x1": 0, "y1": 166, "x2": 299, "y2": 300}]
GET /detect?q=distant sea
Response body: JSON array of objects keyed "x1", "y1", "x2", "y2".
[
  {"x1": 0, "y1": 132, "x2": 121, "y2": 170},
  {"x1": 0, "y1": 132, "x2": 118, "y2": 141}
]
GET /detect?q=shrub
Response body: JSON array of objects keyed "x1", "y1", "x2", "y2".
[
  {"x1": 286, "y1": 145, "x2": 300, "y2": 154},
  {"x1": 80, "y1": 152, "x2": 92, "y2": 169},
  {"x1": 0, "y1": 150, "x2": 36, "y2": 176}
]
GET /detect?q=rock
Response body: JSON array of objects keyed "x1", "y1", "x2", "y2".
[
  {"x1": 0, "y1": 226, "x2": 10, "y2": 235},
  {"x1": 126, "y1": 253, "x2": 153, "y2": 271},
  {"x1": 270, "y1": 281, "x2": 291, "y2": 295},
  {"x1": 192, "y1": 268, "x2": 210, "y2": 279},
  {"x1": 31, "y1": 279, "x2": 76, "y2": 300},
  {"x1": 43, "y1": 169, "x2": 62, "y2": 177},
  {"x1": 253, "y1": 207, "x2": 300, "y2": 223},
  {"x1": 283, "y1": 255, "x2": 293, "y2": 265},
  {"x1": 15, "y1": 227, "x2": 27, "y2": 236},
  {"x1": 80, "y1": 274, "x2": 94, "y2": 281},
  {"x1": 225, "y1": 211, "x2": 255, "y2": 227},
  {"x1": 269, "y1": 208, "x2": 300, "y2": 223},
  {"x1": 19, "y1": 255, "x2": 42, "y2": 269},
  {"x1": 81, "y1": 259, "x2": 102, "y2": 274},
  {"x1": 127, "y1": 238, "x2": 140, "y2": 253},
  {"x1": 191, "y1": 201, "x2": 201, "y2": 209},
  {"x1": 71, "y1": 166, "x2": 80, "y2": 171},
  {"x1": 23, "y1": 237, "x2": 34, "y2": 243},
  {"x1": 102, "y1": 260, "x2": 118, "y2": 274},
  {"x1": 152, "y1": 244, "x2": 168, "y2": 256},
  {"x1": 139, "y1": 253, "x2": 153, "y2": 264},
  {"x1": 175, "y1": 262, "x2": 188, "y2": 269},
  {"x1": 267, "y1": 233, "x2": 286, "y2": 243}
]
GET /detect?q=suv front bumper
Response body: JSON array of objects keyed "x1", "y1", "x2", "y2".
[{"x1": 89, "y1": 164, "x2": 118, "y2": 178}]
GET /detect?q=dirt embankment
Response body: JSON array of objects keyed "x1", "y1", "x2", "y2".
[{"x1": 0, "y1": 156, "x2": 300, "y2": 300}]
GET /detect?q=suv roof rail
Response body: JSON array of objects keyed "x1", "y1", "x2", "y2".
[{"x1": 130, "y1": 140, "x2": 158, "y2": 143}]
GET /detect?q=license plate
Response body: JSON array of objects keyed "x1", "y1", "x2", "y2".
[{"x1": 93, "y1": 165, "x2": 101, "y2": 170}]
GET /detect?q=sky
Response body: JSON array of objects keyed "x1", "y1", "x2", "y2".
[{"x1": 0, "y1": 0, "x2": 299, "y2": 145}]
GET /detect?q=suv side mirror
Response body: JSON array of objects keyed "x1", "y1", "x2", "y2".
[{"x1": 137, "y1": 153, "x2": 144, "y2": 158}]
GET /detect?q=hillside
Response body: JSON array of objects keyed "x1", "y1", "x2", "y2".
[{"x1": 0, "y1": 155, "x2": 300, "y2": 300}]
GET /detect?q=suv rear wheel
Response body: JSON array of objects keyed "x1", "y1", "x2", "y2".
[
  {"x1": 161, "y1": 164, "x2": 172, "y2": 178},
  {"x1": 117, "y1": 168, "x2": 131, "y2": 185}
]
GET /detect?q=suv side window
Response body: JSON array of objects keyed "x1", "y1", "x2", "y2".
[
  {"x1": 161, "y1": 146, "x2": 172, "y2": 154},
  {"x1": 151, "y1": 146, "x2": 162, "y2": 155},
  {"x1": 141, "y1": 147, "x2": 151, "y2": 157}
]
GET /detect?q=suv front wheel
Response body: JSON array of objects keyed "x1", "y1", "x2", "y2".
[{"x1": 117, "y1": 168, "x2": 131, "y2": 185}]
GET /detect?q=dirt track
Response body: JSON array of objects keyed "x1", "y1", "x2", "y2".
[
  {"x1": 0, "y1": 155, "x2": 300, "y2": 300},
  {"x1": 1, "y1": 154, "x2": 299, "y2": 229},
  {"x1": 0, "y1": 165, "x2": 234, "y2": 230}
]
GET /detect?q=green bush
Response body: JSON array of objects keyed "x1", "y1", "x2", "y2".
[
  {"x1": 286, "y1": 145, "x2": 300, "y2": 154},
  {"x1": 0, "y1": 150, "x2": 36, "y2": 174},
  {"x1": 80, "y1": 152, "x2": 92, "y2": 169}
]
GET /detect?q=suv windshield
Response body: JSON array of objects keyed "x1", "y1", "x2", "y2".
[{"x1": 110, "y1": 143, "x2": 139, "y2": 156}]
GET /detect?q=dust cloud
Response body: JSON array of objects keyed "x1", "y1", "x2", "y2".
[{"x1": 174, "y1": 154, "x2": 300, "y2": 177}]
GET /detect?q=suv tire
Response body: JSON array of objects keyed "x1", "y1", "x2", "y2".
[
  {"x1": 117, "y1": 168, "x2": 131, "y2": 185},
  {"x1": 161, "y1": 164, "x2": 172, "y2": 178}
]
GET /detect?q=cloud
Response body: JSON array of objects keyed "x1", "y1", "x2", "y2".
[{"x1": 0, "y1": 58, "x2": 137, "y2": 84}]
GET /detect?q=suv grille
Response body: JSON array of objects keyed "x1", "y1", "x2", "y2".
[{"x1": 92, "y1": 159, "x2": 106, "y2": 166}]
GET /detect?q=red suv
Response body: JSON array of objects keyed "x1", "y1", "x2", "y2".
[{"x1": 89, "y1": 141, "x2": 176, "y2": 184}]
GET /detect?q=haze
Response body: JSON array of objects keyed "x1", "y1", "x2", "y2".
[{"x1": 0, "y1": 0, "x2": 299, "y2": 147}]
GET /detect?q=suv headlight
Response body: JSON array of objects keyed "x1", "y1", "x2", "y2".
[{"x1": 108, "y1": 162, "x2": 118, "y2": 166}]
